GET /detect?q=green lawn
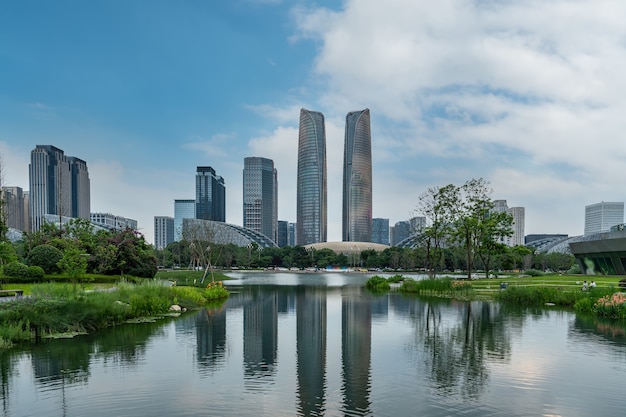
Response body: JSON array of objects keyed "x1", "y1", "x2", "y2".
[{"x1": 468, "y1": 274, "x2": 623, "y2": 294}]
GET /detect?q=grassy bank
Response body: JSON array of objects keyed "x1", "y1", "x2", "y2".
[
  {"x1": 0, "y1": 280, "x2": 229, "y2": 349},
  {"x1": 154, "y1": 269, "x2": 231, "y2": 287},
  {"x1": 368, "y1": 274, "x2": 626, "y2": 319}
]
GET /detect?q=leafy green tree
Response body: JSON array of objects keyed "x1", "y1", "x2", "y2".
[
  {"x1": 57, "y1": 246, "x2": 88, "y2": 281},
  {"x1": 103, "y1": 228, "x2": 157, "y2": 278},
  {"x1": 417, "y1": 184, "x2": 460, "y2": 277},
  {"x1": 27, "y1": 244, "x2": 64, "y2": 273}
]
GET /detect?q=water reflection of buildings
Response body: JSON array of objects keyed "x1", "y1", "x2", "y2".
[
  {"x1": 195, "y1": 308, "x2": 227, "y2": 369},
  {"x1": 296, "y1": 287, "x2": 327, "y2": 416},
  {"x1": 341, "y1": 287, "x2": 372, "y2": 415},
  {"x1": 243, "y1": 288, "x2": 278, "y2": 385}
]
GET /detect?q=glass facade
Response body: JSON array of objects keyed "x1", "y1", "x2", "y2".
[
  {"x1": 297, "y1": 109, "x2": 327, "y2": 245},
  {"x1": 342, "y1": 109, "x2": 372, "y2": 242},
  {"x1": 371, "y1": 218, "x2": 389, "y2": 245},
  {"x1": 196, "y1": 166, "x2": 226, "y2": 222},
  {"x1": 174, "y1": 199, "x2": 196, "y2": 242},
  {"x1": 243, "y1": 157, "x2": 278, "y2": 244},
  {"x1": 570, "y1": 230, "x2": 626, "y2": 275}
]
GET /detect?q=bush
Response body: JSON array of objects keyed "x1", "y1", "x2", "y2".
[
  {"x1": 524, "y1": 269, "x2": 544, "y2": 277},
  {"x1": 27, "y1": 244, "x2": 64, "y2": 274},
  {"x1": 365, "y1": 275, "x2": 390, "y2": 292},
  {"x1": 3, "y1": 262, "x2": 29, "y2": 279},
  {"x1": 27, "y1": 266, "x2": 45, "y2": 281},
  {"x1": 567, "y1": 264, "x2": 581, "y2": 274}
]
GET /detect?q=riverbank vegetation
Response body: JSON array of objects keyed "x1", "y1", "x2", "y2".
[
  {"x1": 367, "y1": 274, "x2": 626, "y2": 319},
  {"x1": 0, "y1": 279, "x2": 229, "y2": 349}
]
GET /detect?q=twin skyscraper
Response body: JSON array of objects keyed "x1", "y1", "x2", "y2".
[{"x1": 297, "y1": 108, "x2": 372, "y2": 245}]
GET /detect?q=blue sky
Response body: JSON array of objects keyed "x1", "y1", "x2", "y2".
[{"x1": 2, "y1": 0, "x2": 626, "y2": 245}]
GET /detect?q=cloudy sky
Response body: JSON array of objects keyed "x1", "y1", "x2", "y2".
[{"x1": 2, "y1": 0, "x2": 625, "y2": 244}]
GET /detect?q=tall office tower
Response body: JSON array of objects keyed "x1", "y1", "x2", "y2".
[
  {"x1": 371, "y1": 218, "x2": 390, "y2": 245},
  {"x1": 508, "y1": 207, "x2": 525, "y2": 246},
  {"x1": 174, "y1": 199, "x2": 196, "y2": 241},
  {"x1": 392, "y1": 220, "x2": 410, "y2": 246},
  {"x1": 29, "y1": 145, "x2": 90, "y2": 232},
  {"x1": 296, "y1": 108, "x2": 327, "y2": 245},
  {"x1": 196, "y1": 166, "x2": 225, "y2": 222},
  {"x1": 410, "y1": 216, "x2": 426, "y2": 234},
  {"x1": 154, "y1": 216, "x2": 175, "y2": 250},
  {"x1": 277, "y1": 220, "x2": 289, "y2": 247},
  {"x1": 342, "y1": 109, "x2": 372, "y2": 242},
  {"x1": 243, "y1": 157, "x2": 278, "y2": 243},
  {"x1": 585, "y1": 201, "x2": 624, "y2": 235},
  {"x1": 289, "y1": 222, "x2": 296, "y2": 246},
  {"x1": 1, "y1": 186, "x2": 26, "y2": 231},
  {"x1": 69, "y1": 157, "x2": 90, "y2": 220}
]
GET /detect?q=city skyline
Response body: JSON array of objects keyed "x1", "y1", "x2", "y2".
[{"x1": 2, "y1": 1, "x2": 625, "y2": 244}]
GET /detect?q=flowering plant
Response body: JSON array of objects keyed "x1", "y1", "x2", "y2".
[{"x1": 593, "y1": 293, "x2": 626, "y2": 319}]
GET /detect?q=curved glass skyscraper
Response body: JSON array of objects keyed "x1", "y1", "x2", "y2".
[
  {"x1": 297, "y1": 108, "x2": 327, "y2": 245},
  {"x1": 342, "y1": 109, "x2": 372, "y2": 242}
]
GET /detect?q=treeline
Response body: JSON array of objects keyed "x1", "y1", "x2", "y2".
[
  {"x1": 155, "y1": 241, "x2": 576, "y2": 273},
  {"x1": 0, "y1": 218, "x2": 158, "y2": 280}
]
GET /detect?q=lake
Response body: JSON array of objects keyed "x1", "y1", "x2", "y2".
[{"x1": 1, "y1": 272, "x2": 625, "y2": 416}]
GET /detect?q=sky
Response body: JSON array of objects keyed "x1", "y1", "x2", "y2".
[{"x1": 2, "y1": 0, "x2": 626, "y2": 245}]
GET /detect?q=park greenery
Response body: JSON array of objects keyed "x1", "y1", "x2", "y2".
[
  {"x1": 0, "y1": 280, "x2": 229, "y2": 349},
  {"x1": 365, "y1": 274, "x2": 626, "y2": 319}
]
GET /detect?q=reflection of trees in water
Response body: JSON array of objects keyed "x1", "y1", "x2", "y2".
[
  {"x1": 571, "y1": 314, "x2": 626, "y2": 359},
  {"x1": 0, "y1": 350, "x2": 21, "y2": 415},
  {"x1": 395, "y1": 296, "x2": 512, "y2": 401}
]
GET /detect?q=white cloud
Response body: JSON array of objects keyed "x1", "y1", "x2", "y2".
[{"x1": 291, "y1": 0, "x2": 626, "y2": 235}]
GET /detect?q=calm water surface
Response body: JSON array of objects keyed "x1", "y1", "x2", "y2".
[{"x1": 1, "y1": 272, "x2": 625, "y2": 417}]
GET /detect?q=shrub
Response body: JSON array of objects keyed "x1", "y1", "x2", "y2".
[
  {"x1": 365, "y1": 275, "x2": 390, "y2": 292},
  {"x1": 524, "y1": 269, "x2": 544, "y2": 277},
  {"x1": 27, "y1": 244, "x2": 63, "y2": 274},
  {"x1": 567, "y1": 264, "x2": 581, "y2": 274},
  {"x1": 27, "y1": 266, "x2": 45, "y2": 281},
  {"x1": 3, "y1": 262, "x2": 29, "y2": 279}
]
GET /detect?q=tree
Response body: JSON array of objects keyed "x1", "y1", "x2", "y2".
[
  {"x1": 417, "y1": 184, "x2": 460, "y2": 277},
  {"x1": 57, "y1": 246, "x2": 88, "y2": 281}
]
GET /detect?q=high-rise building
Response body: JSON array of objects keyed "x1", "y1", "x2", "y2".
[
  {"x1": 493, "y1": 200, "x2": 525, "y2": 246},
  {"x1": 342, "y1": 108, "x2": 372, "y2": 242},
  {"x1": 29, "y1": 145, "x2": 90, "y2": 232},
  {"x1": 296, "y1": 108, "x2": 327, "y2": 245},
  {"x1": 1, "y1": 186, "x2": 26, "y2": 231},
  {"x1": 585, "y1": 201, "x2": 624, "y2": 235},
  {"x1": 508, "y1": 207, "x2": 525, "y2": 246},
  {"x1": 371, "y1": 218, "x2": 389, "y2": 245},
  {"x1": 391, "y1": 220, "x2": 411, "y2": 246},
  {"x1": 196, "y1": 166, "x2": 225, "y2": 222},
  {"x1": 174, "y1": 199, "x2": 196, "y2": 241},
  {"x1": 277, "y1": 220, "x2": 289, "y2": 247},
  {"x1": 243, "y1": 157, "x2": 278, "y2": 243},
  {"x1": 289, "y1": 222, "x2": 296, "y2": 247},
  {"x1": 154, "y1": 216, "x2": 175, "y2": 250}
]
